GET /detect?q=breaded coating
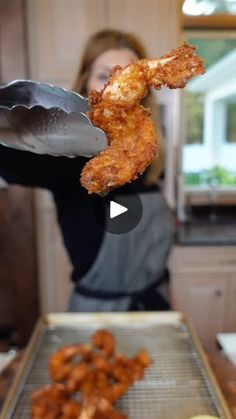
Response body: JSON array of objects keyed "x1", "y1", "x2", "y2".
[{"x1": 81, "y1": 43, "x2": 205, "y2": 195}]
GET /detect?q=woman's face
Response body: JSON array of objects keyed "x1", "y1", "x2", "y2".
[{"x1": 87, "y1": 48, "x2": 139, "y2": 94}]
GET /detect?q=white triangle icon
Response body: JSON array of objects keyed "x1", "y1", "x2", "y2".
[{"x1": 110, "y1": 200, "x2": 128, "y2": 219}]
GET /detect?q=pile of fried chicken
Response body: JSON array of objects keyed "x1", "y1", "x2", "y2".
[{"x1": 31, "y1": 329, "x2": 152, "y2": 418}]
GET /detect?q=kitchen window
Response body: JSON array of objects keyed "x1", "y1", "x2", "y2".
[
  {"x1": 180, "y1": 1, "x2": 236, "y2": 196},
  {"x1": 183, "y1": 33, "x2": 236, "y2": 181}
]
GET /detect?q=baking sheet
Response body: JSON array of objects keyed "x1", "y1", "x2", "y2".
[{"x1": 0, "y1": 312, "x2": 232, "y2": 419}]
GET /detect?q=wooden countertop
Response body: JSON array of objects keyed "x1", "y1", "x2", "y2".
[
  {"x1": 1, "y1": 350, "x2": 236, "y2": 416},
  {"x1": 207, "y1": 351, "x2": 236, "y2": 418},
  {"x1": 175, "y1": 221, "x2": 236, "y2": 246},
  {"x1": 0, "y1": 351, "x2": 23, "y2": 410}
]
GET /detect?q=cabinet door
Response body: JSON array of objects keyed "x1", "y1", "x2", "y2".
[
  {"x1": 107, "y1": 0, "x2": 181, "y2": 57},
  {"x1": 0, "y1": 1, "x2": 39, "y2": 345},
  {"x1": 27, "y1": 0, "x2": 107, "y2": 85},
  {"x1": 172, "y1": 273, "x2": 227, "y2": 351},
  {"x1": 35, "y1": 190, "x2": 73, "y2": 313},
  {"x1": 27, "y1": 0, "x2": 182, "y2": 85},
  {"x1": 225, "y1": 273, "x2": 236, "y2": 331}
]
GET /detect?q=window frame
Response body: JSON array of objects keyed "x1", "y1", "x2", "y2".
[{"x1": 183, "y1": 14, "x2": 236, "y2": 30}]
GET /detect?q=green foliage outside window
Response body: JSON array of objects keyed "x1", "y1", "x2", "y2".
[
  {"x1": 226, "y1": 102, "x2": 236, "y2": 142},
  {"x1": 186, "y1": 92, "x2": 204, "y2": 144},
  {"x1": 190, "y1": 38, "x2": 236, "y2": 68},
  {"x1": 185, "y1": 165, "x2": 236, "y2": 186}
]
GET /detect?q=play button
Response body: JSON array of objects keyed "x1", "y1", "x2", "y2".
[
  {"x1": 95, "y1": 193, "x2": 143, "y2": 234},
  {"x1": 110, "y1": 200, "x2": 128, "y2": 219}
]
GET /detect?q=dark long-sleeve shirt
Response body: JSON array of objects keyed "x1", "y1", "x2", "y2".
[
  {"x1": 0, "y1": 144, "x2": 158, "y2": 282},
  {"x1": 0, "y1": 144, "x2": 105, "y2": 280}
]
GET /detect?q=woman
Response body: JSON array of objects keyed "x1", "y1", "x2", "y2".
[{"x1": 0, "y1": 29, "x2": 174, "y2": 311}]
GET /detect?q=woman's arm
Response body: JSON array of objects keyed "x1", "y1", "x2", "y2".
[{"x1": 0, "y1": 144, "x2": 87, "y2": 189}]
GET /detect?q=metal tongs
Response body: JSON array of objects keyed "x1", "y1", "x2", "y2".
[{"x1": 0, "y1": 80, "x2": 108, "y2": 157}]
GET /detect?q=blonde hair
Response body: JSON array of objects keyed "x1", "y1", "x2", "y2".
[{"x1": 73, "y1": 29, "x2": 165, "y2": 184}]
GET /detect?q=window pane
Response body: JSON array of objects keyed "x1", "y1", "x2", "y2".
[
  {"x1": 190, "y1": 37, "x2": 236, "y2": 67},
  {"x1": 226, "y1": 102, "x2": 236, "y2": 142},
  {"x1": 183, "y1": 35, "x2": 236, "y2": 187},
  {"x1": 185, "y1": 92, "x2": 204, "y2": 144},
  {"x1": 185, "y1": 38, "x2": 236, "y2": 143},
  {"x1": 183, "y1": 0, "x2": 236, "y2": 15}
]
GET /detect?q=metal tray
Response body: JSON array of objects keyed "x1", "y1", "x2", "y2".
[{"x1": 0, "y1": 312, "x2": 232, "y2": 419}]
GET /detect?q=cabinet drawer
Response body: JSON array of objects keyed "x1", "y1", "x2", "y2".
[{"x1": 170, "y1": 246, "x2": 236, "y2": 273}]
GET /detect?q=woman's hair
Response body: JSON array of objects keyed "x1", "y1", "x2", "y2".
[
  {"x1": 73, "y1": 29, "x2": 147, "y2": 96},
  {"x1": 73, "y1": 29, "x2": 165, "y2": 184}
]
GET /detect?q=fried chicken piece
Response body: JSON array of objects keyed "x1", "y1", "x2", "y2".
[
  {"x1": 81, "y1": 43, "x2": 205, "y2": 195},
  {"x1": 66, "y1": 362, "x2": 91, "y2": 393},
  {"x1": 91, "y1": 329, "x2": 116, "y2": 357},
  {"x1": 134, "y1": 349, "x2": 152, "y2": 368},
  {"x1": 79, "y1": 395, "x2": 128, "y2": 419},
  {"x1": 62, "y1": 400, "x2": 82, "y2": 418},
  {"x1": 112, "y1": 350, "x2": 152, "y2": 383},
  {"x1": 49, "y1": 344, "x2": 92, "y2": 383},
  {"x1": 31, "y1": 383, "x2": 70, "y2": 419}
]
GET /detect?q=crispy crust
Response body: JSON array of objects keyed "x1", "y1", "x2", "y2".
[{"x1": 81, "y1": 43, "x2": 205, "y2": 194}]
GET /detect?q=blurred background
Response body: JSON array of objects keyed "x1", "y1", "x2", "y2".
[{"x1": 0, "y1": 0, "x2": 236, "y2": 351}]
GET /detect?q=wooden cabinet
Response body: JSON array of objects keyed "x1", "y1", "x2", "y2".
[
  {"x1": 0, "y1": 1, "x2": 39, "y2": 345},
  {"x1": 35, "y1": 190, "x2": 73, "y2": 313},
  {"x1": 27, "y1": 0, "x2": 181, "y2": 86},
  {"x1": 26, "y1": 0, "x2": 107, "y2": 87},
  {"x1": 170, "y1": 246, "x2": 236, "y2": 351},
  {"x1": 172, "y1": 272, "x2": 227, "y2": 350},
  {"x1": 225, "y1": 273, "x2": 236, "y2": 331}
]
